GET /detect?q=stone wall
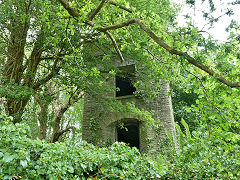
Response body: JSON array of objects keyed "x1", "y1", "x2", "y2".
[{"x1": 82, "y1": 63, "x2": 176, "y2": 153}]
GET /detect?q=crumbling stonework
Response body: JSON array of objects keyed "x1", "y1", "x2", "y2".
[{"x1": 82, "y1": 60, "x2": 176, "y2": 153}]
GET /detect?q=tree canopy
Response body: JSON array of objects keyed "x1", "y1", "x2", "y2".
[{"x1": 0, "y1": 0, "x2": 239, "y2": 178}]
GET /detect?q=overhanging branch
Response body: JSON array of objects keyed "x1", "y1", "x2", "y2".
[
  {"x1": 104, "y1": 31, "x2": 124, "y2": 62},
  {"x1": 33, "y1": 58, "x2": 60, "y2": 90},
  {"x1": 98, "y1": 18, "x2": 240, "y2": 88},
  {"x1": 88, "y1": 0, "x2": 106, "y2": 21},
  {"x1": 107, "y1": 1, "x2": 134, "y2": 13},
  {"x1": 57, "y1": 0, "x2": 124, "y2": 62},
  {"x1": 58, "y1": 0, "x2": 80, "y2": 17},
  {"x1": 57, "y1": 0, "x2": 240, "y2": 88}
]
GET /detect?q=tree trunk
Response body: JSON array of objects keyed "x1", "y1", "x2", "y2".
[
  {"x1": 4, "y1": 18, "x2": 29, "y2": 121},
  {"x1": 4, "y1": 25, "x2": 45, "y2": 123},
  {"x1": 34, "y1": 93, "x2": 50, "y2": 140},
  {"x1": 50, "y1": 91, "x2": 84, "y2": 142},
  {"x1": 51, "y1": 99, "x2": 72, "y2": 142},
  {"x1": 38, "y1": 105, "x2": 48, "y2": 140}
]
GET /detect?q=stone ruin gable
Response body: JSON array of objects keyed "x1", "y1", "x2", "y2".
[{"x1": 82, "y1": 58, "x2": 176, "y2": 153}]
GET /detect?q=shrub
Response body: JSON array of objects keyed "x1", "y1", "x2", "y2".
[
  {"x1": 1, "y1": 114, "x2": 239, "y2": 179},
  {"x1": 160, "y1": 119, "x2": 240, "y2": 179},
  {"x1": 0, "y1": 114, "x2": 163, "y2": 179}
]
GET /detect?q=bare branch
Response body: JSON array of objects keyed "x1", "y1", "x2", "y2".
[
  {"x1": 97, "y1": 18, "x2": 240, "y2": 88},
  {"x1": 88, "y1": 0, "x2": 106, "y2": 21},
  {"x1": 51, "y1": 126, "x2": 74, "y2": 143},
  {"x1": 57, "y1": 0, "x2": 240, "y2": 88},
  {"x1": 58, "y1": 0, "x2": 80, "y2": 17},
  {"x1": 33, "y1": 58, "x2": 60, "y2": 90},
  {"x1": 107, "y1": 1, "x2": 134, "y2": 13},
  {"x1": 104, "y1": 31, "x2": 124, "y2": 62}
]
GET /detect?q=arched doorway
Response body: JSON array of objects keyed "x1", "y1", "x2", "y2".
[{"x1": 116, "y1": 123, "x2": 140, "y2": 149}]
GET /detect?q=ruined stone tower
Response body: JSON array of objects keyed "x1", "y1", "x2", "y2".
[{"x1": 82, "y1": 58, "x2": 176, "y2": 153}]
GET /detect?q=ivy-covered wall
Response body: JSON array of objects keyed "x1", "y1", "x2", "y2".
[{"x1": 82, "y1": 60, "x2": 176, "y2": 153}]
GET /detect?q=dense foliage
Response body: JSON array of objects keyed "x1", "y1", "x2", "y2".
[
  {"x1": 0, "y1": 0, "x2": 240, "y2": 179},
  {"x1": 0, "y1": 115, "x2": 163, "y2": 179},
  {"x1": 0, "y1": 116, "x2": 160, "y2": 179},
  {"x1": 1, "y1": 115, "x2": 239, "y2": 179},
  {"x1": 162, "y1": 119, "x2": 240, "y2": 179}
]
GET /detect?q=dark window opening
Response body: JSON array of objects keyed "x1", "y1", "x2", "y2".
[
  {"x1": 116, "y1": 75, "x2": 136, "y2": 97},
  {"x1": 116, "y1": 65, "x2": 136, "y2": 97},
  {"x1": 117, "y1": 124, "x2": 139, "y2": 149}
]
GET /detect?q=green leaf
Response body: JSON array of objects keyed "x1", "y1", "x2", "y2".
[
  {"x1": 2, "y1": 153, "x2": 16, "y2": 163},
  {"x1": 68, "y1": 166, "x2": 74, "y2": 173},
  {"x1": 4, "y1": 175, "x2": 13, "y2": 179},
  {"x1": 185, "y1": 107, "x2": 191, "y2": 112},
  {"x1": 20, "y1": 160, "x2": 28, "y2": 168},
  {"x1": 181, "y1": 118, "x2": 191, "y2": 140}
]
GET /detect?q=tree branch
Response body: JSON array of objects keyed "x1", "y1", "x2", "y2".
[
  {"x1": 59, "y1": 126, "x2": 74, "y2": 135},
  {"x1": 51, "y1": 126, "x2": 74, "y2": 143},
  {"x1": 142, "y1": 47, "x2": 169, "y2": 64},
  {"x1": 58, "y1": 0, "x2": 80, "y2": 17},
  {"x1": 57, "y1": 0, "x2": 240, "y2": 88},
  {"x1": 22, "y1": 27, "x2": 45, "y2": 87},
  {"x1": 96, "y1": 18, "x2": 240, "y2": 88},
  {"x1": 87, "y1": 0, "x2": 125, "y2": 62},
  {"x1": 25, "y1": 0, "x2": 32, "y2": 13},
  {"x1": 52, "y1": 90, "x2": 83, "y2": 129},
  {"x1": 88, "y1": 0, "x2": 106, "y2": 21},
  {"x1": 56, "y1": 0, "x2": 125, "y2": 62},
  {"x1": 107, "y1": 1, "x2": 134, "y2": 13},
  {"x1": 33, "y1": 93, "x2": 43, "y2": 108},
  {"x1": 50, "y1": 91, "x2": 83, "y2": 143},
  {"x1": 33, "y1": 58, "x2": 60, "y2": 90},
  {"x1": 104, "y1": 31, "x2": 124, "y2": 62}
]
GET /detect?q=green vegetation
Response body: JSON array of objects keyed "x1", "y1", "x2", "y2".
[
  {"x1": 1, "y1": 114, "x2": 239, "y2": 179},
  {"x1": 0, "y1": 0, "x2": 240, "y2": 179},
  {"x1": 0, "y1": 115, "x2": 163, "y2": 179}
]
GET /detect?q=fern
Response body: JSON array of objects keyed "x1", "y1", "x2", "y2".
[
  {"x1": 181, "y1": 118, "x2": 191, "y2": 140},
  {"x1": 175, "y1": 123, "x2": 185, "y2": 147}
]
